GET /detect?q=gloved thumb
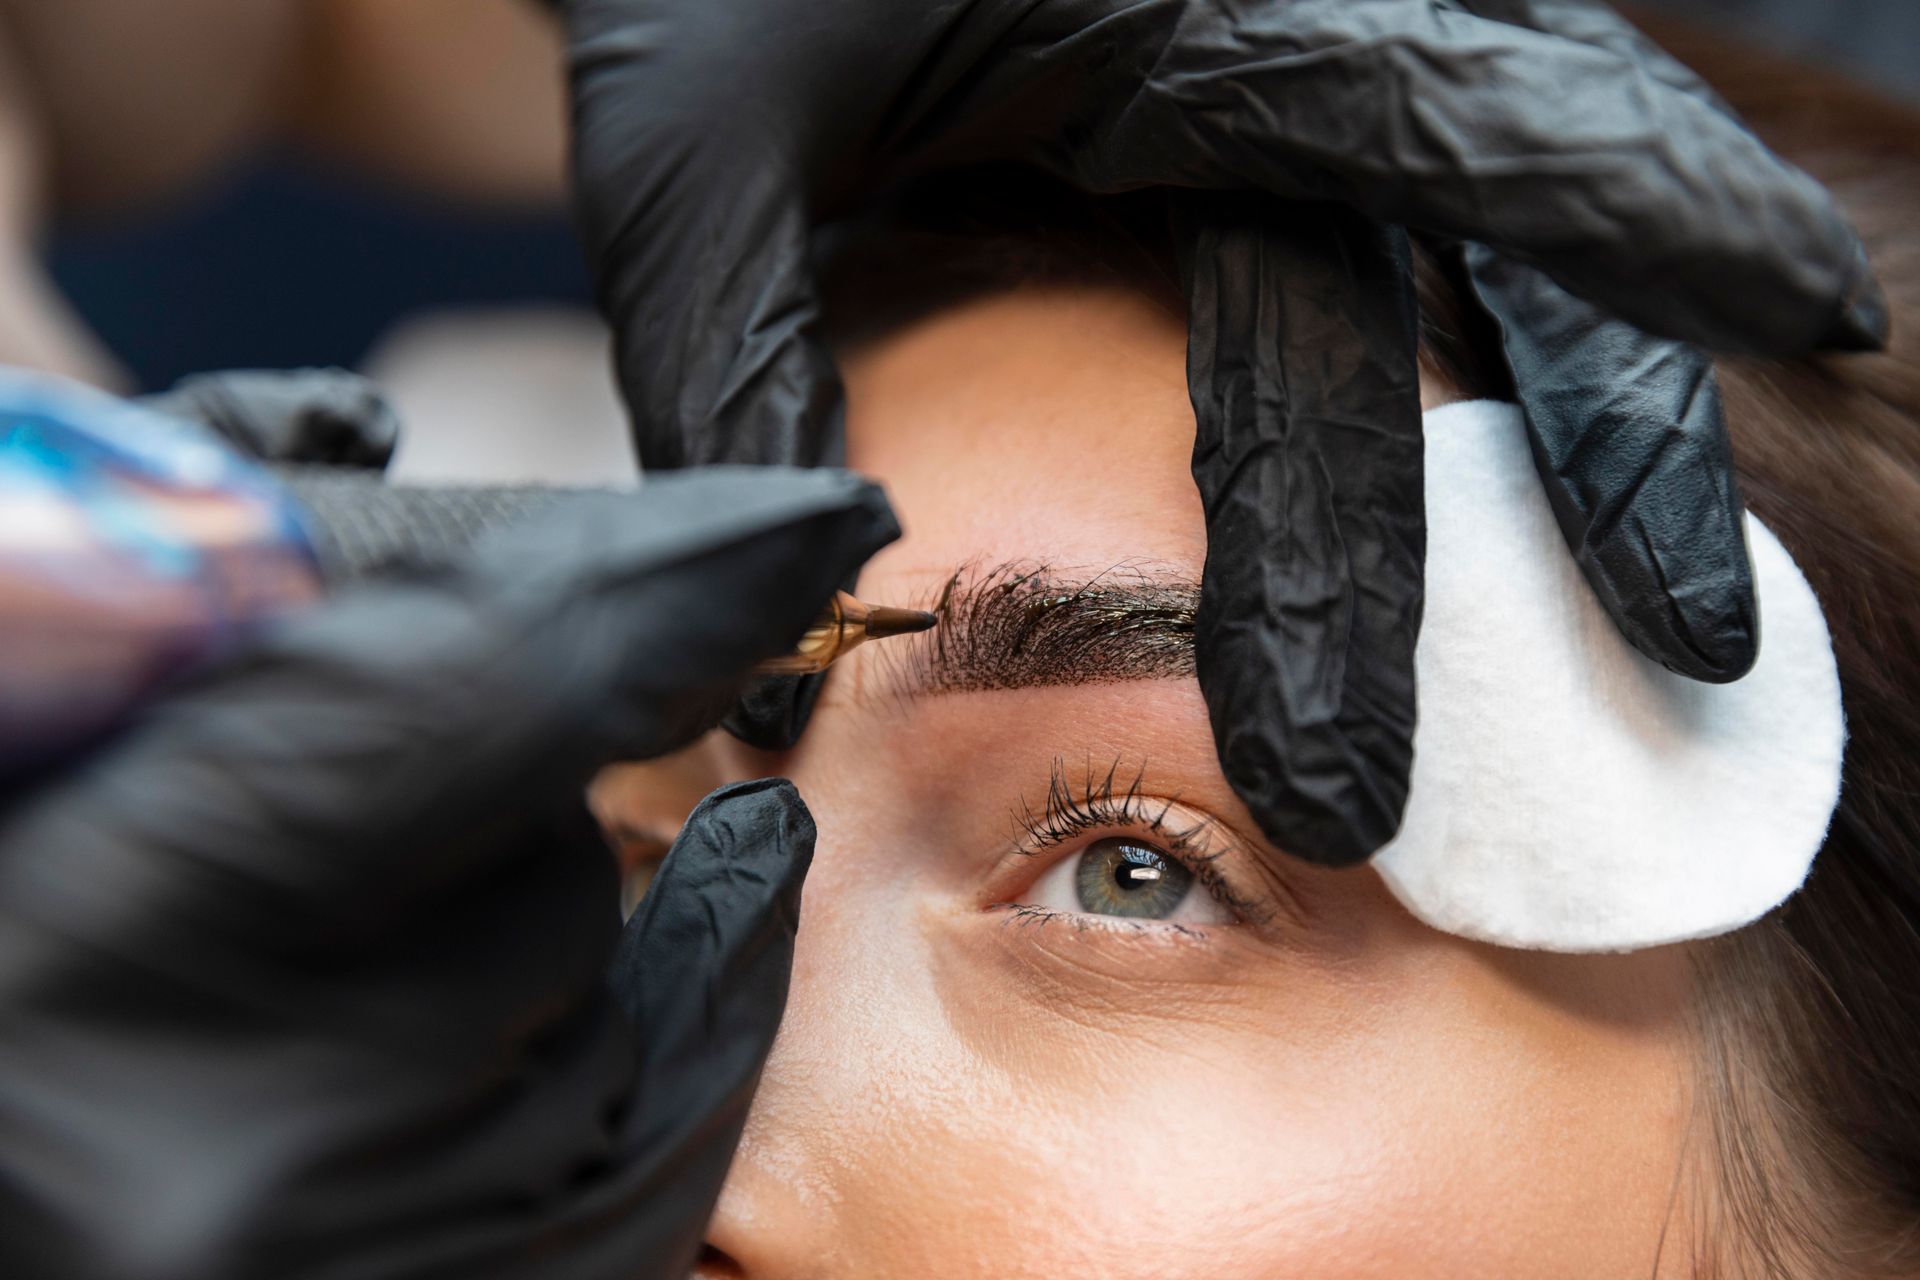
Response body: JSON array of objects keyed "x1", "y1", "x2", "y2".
[
  {"x1": 604, "y1": 778, "x2": 815, "y2": 1275},
  {"x1": 142, "y1": 368, "x2": 401, "y2": 469}
]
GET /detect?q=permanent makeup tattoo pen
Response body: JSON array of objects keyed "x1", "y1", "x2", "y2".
[{"x1": 755, "y1": 591, "x2": 937, "y2": 674}]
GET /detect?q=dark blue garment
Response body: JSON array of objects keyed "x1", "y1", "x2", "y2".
[{"x1": 47, "y1": 154, "x2": 593, "y2": 393}]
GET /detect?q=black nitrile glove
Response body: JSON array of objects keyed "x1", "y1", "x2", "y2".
[
  {"x1": 1178, "y1": 205, "x2": 1768, "y2": 864},
  {"x1": 1459, "y1": 247, "x2": 1756, "y2": 680},
  {"x1": 1444, "y1": 0, "x2": 1771, "y2": 685},
  {"x1": 0, "y1": 468, "x2": 899, "y2": 1279},
  {"x1": 1179, "y1": 196, "x2": 1427, "y2": 865},
  {"x1": 142, "y1": 367, "x2": 402, "y2": 469},
  {"x1": 558, "y1": 0, "x2": 1885, "y2": 861}
]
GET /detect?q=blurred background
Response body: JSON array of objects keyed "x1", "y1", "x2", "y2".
[
  {"x1": 1661, "y1": 0, "x2": 1919, "y2": 103},
  {"x1": 6, "y1": 0, "x2": 627, "y2": 483},
  {"x1": 5, "y1": 0, "x2": 1914, "y2": 484}
]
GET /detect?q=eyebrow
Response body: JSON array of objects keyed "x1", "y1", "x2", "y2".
[{"x1": 874, "y1": 560, "x2": 1199, "y2": 696}]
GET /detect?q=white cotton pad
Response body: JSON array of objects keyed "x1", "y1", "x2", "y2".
[{"x1": 1371, "y1": 400, "x2": 1845, "y2": 953}]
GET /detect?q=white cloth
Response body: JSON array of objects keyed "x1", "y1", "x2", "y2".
[{"x1": 1373, "y1": 400, "x2": 1845, "y2": 953}]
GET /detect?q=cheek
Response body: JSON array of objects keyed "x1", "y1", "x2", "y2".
[
  {"x1": 741, "y1": 838, "x2": 1691, "y2": 1280},
  {"x1": 752, "y1": 910, "x2": 1420, "y2": 1276}
]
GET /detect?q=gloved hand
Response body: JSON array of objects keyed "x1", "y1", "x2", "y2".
[
  {"x1": 0, "y1": 467, "x2": 899, "y2": 1279},
  {"x1": 141, "y1": 367, "x2": 402, "y2": 470},
  {"x1": 557, "y1": 0, "x2": 1886, "y2": 862}
]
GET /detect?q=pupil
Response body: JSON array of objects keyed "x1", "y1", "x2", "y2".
[{"x1": 1074, "y1": 838, "x2": 1192, "y2": 919}]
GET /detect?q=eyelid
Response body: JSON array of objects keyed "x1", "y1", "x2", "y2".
[{"x1": 995, "y1": 755, "x2": 1276, "y2": 929}]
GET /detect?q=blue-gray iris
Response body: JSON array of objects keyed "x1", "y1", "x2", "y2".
[{"x1": 1074, "y1": 838, "x2": 1193, "y2": 919}]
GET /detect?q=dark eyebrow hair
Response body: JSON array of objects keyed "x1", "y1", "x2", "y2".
[{"x1": 875, "y1": 560, "x2": 1198, "y2": 696}]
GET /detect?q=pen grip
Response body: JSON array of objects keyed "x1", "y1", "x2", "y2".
[{"x1": 270, "y1": 466, "x2": 605, "y2": 583}]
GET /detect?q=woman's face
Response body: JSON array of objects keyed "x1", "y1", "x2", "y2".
[{"x1": 600, "y1": 285, "x2": 1700, "y2": 1278}]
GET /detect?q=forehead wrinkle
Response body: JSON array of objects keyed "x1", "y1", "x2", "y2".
[{"x1": 862, "y1": 558, "x2": 1200, "y2": 700}]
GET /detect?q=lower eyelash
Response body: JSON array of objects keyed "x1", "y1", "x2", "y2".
[{"x1": 986, "y1": 900, "x2": 1208, "y2": 939}]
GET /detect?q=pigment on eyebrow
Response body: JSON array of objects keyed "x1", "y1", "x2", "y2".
[{"x1": 881, "y1": 560, "x2": 1198, "y2": 695}]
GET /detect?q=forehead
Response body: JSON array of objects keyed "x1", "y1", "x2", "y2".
[{"x1": 838, "y1": 284, "x2": 1206, "y2": 591}]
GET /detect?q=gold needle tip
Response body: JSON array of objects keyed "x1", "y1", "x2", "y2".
[{"x1": 860, "y1": 604, "x2": 939, "y2": 639}]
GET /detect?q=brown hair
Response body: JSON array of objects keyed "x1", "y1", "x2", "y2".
[
  {"x1": 1623, "y1": 15, "x2": 1920, "y2": 1276},
  {"x1": 820, "y1": 19, "x2": 1920, "y2": 1273}
]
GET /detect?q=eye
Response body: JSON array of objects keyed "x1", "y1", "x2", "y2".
[{"x1": 1019, "y1": 836, "x2": 1236, "y2": 926}]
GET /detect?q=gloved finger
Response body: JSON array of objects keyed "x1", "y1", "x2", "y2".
[
  {"x1": 1178, "y1": 194, "x2": 1424, "y2": 867},
  {"x1": 1460, "y1": 0, "x2": 1735, "y2": 109},
  {"x1": 1460, "y1": 244, "x2": 1758, "y2": 681},
  {"x1": 142, "y1": 368, "x2": 400, "y2": 468},
  {"x1": 979, "y1": 0, "x2": 1882, "y2": 356},
  {"x1": 564, "y1": 0, "x2": 854, "y2": 754},
  {"x1": 566, "y1": 19, "x2": 852, "y2": 762},
  {"x1": 597, "y1": 778, "x2": 814, "y2": 1276},
  {"x1": 0, "y1": 468, "x2": 897, "y2": 946},
  {"x1": 568, "y1": 35, "x2": 848, "y2": 755},
  {"x1": 564, "y1": 2, "x2": 844, "y2": 472}
]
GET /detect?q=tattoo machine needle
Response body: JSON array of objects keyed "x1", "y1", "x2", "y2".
[{"x1": 756, "y1": 591, "x2": 937, "y2": 674}]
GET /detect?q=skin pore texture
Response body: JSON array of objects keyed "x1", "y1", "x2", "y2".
[{"x1": 594, "y1": 283, "x2": 1705, "y2": 1278}]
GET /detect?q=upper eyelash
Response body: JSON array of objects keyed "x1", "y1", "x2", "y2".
[
  {"x1": 1014, "y1": 755, "x2": 1216, "y2": 856},
  {"x1": 1007, "y1": 754, "x2": 1266, "y2": 924}
]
